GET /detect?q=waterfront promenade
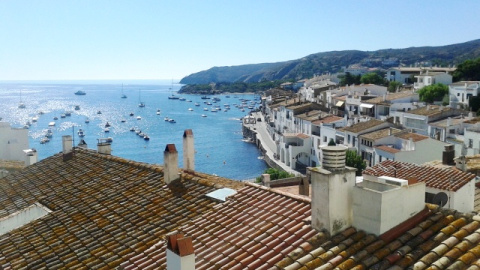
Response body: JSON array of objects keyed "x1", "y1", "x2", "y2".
[{"x1": 243, "y1": 111, "x2": 300, "y2": 176}]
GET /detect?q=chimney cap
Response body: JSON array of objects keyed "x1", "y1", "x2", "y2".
[
  {"x1": 165, "y1": 144, "x2": 177, "y2": 153},
  {"x1": 183, "y1": 129, "x2": 193, "y2": 137},
  {"x1": 167, "y1": 233, "x2": 194, "y2": 256}
]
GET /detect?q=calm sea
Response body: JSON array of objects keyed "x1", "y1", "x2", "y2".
[{"x1": 0, "y1": 80, "x2": 267, "y2": 180}]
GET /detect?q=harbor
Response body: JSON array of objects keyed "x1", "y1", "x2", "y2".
[{"x1": 0, "y1": 81, "x2": 268, "y2": 180}]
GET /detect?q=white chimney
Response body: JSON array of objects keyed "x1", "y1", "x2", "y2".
[
  {"x1": 183, "y1": 129, "x2": 195, "y2": 171},
  {"x1": 164, "y1": 144, "x2": 179, "y2": 184},
  {"x1": 309, "y1": 146, "x2": 356, "y2": 235},
  {"x1": 353, "y1": 176, "x2": 425, "y2": 235},
  {"x1": 23, "y1": 149, "x2": 38, "y2": 166},
  {"x1": 97, "y1": 138, "x2": 111, "y2": 155},
  {"x1": 62, "y1": 135, "x2": 73, "y2": 154},
  {"x1": 166, "y1": 233, "x2": 195, "y2": 270}
]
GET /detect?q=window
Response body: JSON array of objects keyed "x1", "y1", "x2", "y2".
[
  {"x1": 348, "y1": 134, "x2": 351, "y2": 143},
  {"x1": 469, "y1": 139, "x2": 473, "y2": 148},
  {"x1": 323, "y1": 136, "x2": 327, "y2": 142},
  {"x1": 379, "y1": 155, "x2": 382, "y2": 162}
]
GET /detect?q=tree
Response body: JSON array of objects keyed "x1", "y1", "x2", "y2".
[
  {"x1": 360, "y1": 72, "x2": 385, "y2": 85},
  {"x1": 387, "y1": 81, "x2": 402, "y2": 92},
  {"x1": 453, "y1": 57, "x2": 480, "y2": 82},
  {"x1": 417, "y1": 83, "x2": 449, "y2": 103},
  {"x1": 328, "y1": 138, "x2": 336, "y2": 146},
  {"x1": 340, "y1": 72, "x2": 361, "y2": 86},
  {"x1": 255, "y1": 168, "x2": 295, "y2": 183},
  {"x1": 346, "y1": 150, "x2": 366, "y2": 176}
]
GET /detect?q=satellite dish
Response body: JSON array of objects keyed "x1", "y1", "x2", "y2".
[{"x1": 432, "y1": 192, "x2": 448, "y2": 207}]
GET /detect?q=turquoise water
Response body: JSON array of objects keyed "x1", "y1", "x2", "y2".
[{"x1": 0, "y1": 81, "x2": 267, "y2": 180}]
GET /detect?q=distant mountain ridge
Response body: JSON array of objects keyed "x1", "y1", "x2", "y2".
[{"x1": 180, "y1": 39, "x2": 480, "y2": 84}]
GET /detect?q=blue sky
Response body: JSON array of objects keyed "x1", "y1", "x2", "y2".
[{"x1": 1, "y1": 1, "x2": 479, "y2": 81}]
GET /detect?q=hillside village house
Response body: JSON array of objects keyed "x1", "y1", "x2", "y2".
[
  {"x1": 449, "y1": 81, "x2": 480, "y2": 108},
  {"x1": 392, "y1": 105, "x2": 468, "y2": 137},
  {"x1": 386, "y1": 66, "x2": 456, "y2": 84},
  {"x1": 362, "y1": 91, "x2": 421, "y2": 120},
  {"x1": 413, "y1": 71, "x2": 453, "y2": 90},
  {"x1": 465, "y1": 123, "x2": 480, "y2": 155},
  {"x1": 364, "y1": 159, "x2": 476, "y2": 213},
  {"x1": 2, "y1": 133, "x2": 480, "y2": 269}
]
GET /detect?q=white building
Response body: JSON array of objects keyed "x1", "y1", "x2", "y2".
[
  {"x1": 386, "y1": 67, "x2": 456, "y2": 84},
  {"x1": 413, "y1": 71, "x2": 452, "y2": 90},
  {"x1": 449, "y1": 81, "x2": 480, "y2": 108},
  {"x1": 392, "y1": 105, "x2": 467, "y2": 137},
  {"x1": 364, "y1": 160, "x2": 476, "y2": 213},
  {"x1": 0, "y1": 122, "x2": 36, "y2": 166},
  {"x1": 372, "y1": 131, "x2": 449, "y2": 165}
]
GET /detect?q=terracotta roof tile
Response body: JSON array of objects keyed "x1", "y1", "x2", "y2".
[
  {"x1": 340, "y1": 119, "x2": 387, "y2": 134},
  {"x1": 363, "y1": 160, "x2": 476, "y2": 192}
]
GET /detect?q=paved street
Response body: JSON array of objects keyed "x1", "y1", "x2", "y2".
[{"x1": 244, "y1": 112, "x2": 299, "y2": 175}]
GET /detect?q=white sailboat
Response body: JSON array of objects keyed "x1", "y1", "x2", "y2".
[
  {"x1": 18, "y1": 89, "x2": 26, "y2": 109},
  {"x1": 138, "y1": 89, "x2": 145, "y2": 107},
  {"x1": 121, "y1": 84, "x2": 127, "y2": 99}
]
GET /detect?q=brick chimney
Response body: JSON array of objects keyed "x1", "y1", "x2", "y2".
[
  {"x1": 164, "y1": 144, "x2": 179, "y2": 184},
  {"x1": 166, "y1": 233, "x2": 195, "y2": 270},
  {"x1": 183, "y1": 129, "x2": 195, "y2": 171},
  {"x1": 309, "y1": 145, "x2": 356, "y2": 235},
  {"x1": 442, "y1": 144, "x2": 455, "y2": 165}
]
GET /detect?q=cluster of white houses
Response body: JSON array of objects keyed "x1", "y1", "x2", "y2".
[{"x1": 259, "y1": 67, "x2": 480, "y2": 173}]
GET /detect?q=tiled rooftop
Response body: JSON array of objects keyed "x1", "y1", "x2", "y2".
[
  {"x1": 312, "y1": 115, "x2": 343, "y2": 125},
  {"x1": 274, "y1": 204, "x2": 480, "y2": 270},
  {"x1": 394, "y1": 132, "x2": 429, "y2": 142},
  {"x1": 120, "y1": 183, "x2": 316, "y2": 270},
  {"x1": 375, "y1": 145, "x2": 401, "y2": 153},
  {"x1": 364, "y1": 91, "x2": 416, "y2": 105},
  {"x1": 407, "y1": 105, "x2": 458, "y2": 117},
  {"x1": 359, "y1": 128, "x2": 402, "y2": 141},
  {"x1": 363, "y1": 160, "x2": 476, "y2": 192},
  {"x1": 0, "y1": 148, "x2": 244, "y2": 269},
  {"x1": 340, "y1": 119, "x2": 386, "y2": 133}
]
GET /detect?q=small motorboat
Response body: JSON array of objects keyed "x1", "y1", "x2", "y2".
[
  {"x1": 85, "y1": 118, "x2": 90, "y2": 123},
  {"x1": 204, "y1": 108, "x2": 208, "y2": 111},
  {"x1": 164, "y1": 117, "x2": 169, "y2": 121},
  {"x1": 104, "y1": 128, "x2": 110, "y2": 133},
  {"x1": 40, "y1": 137, "x2": 50, "y2": 144},
  {"x1": 105, "y1": 122, "x2": 111, "y2": 127},
  {"x1": 129, "y1": 112, "x2": 134, "y2": 116},
  {"x1": 65, "y1": 111, "x2": 72, "y2": 116},
  {"x1": 144, "y1": 135, "x2": 150, "y2": 141},
  {"x1": 45, "y1": 129, "x2": 53, "y2": 138},
  {"x1": 53, "y1": 116, "x2": 58, "y2": 120},
  {"x1": 32, "y1": 116, "x2": 38, "y2": 123},
  {"x1": 97, "y1": 111, "x2": 102, "y2": 114},
  {"x1": 188, "y1": 108, "x2": 193, "y2": 111},
  {"x1": 61, "y1": 114, "x2": 66, "y2": 118},
  {"x1": 201, "y1": 114, "x2": 207, "y2": 117},
  {"x1": 195, "y1": 103, "x2": 200, "y2": 106},
  {"x1": 168, "y1": 119, "x2": 176, "y2": 123},
  {"x1": 130, "y1": 127, "x2": 135, "y2": 132},
  {"x1": 136, "y1": 116, "x2": 142, "y2": 120},
  {"x1": 74, "y1": 90, "x2": 86, "y2": 95},
  {"x1": 121, "y1": 119, "x2": 126, "y2": 123},
  {"x1": 74, "y1": 105, "x2": 80, "y2": 110},
  {"x1": 48, "y1": 122, "x2": 55, "y2": 126},
  {"x1": 106, "y1": 137, "x2": 113, "y2": 143},
  {"x1": 78, "y1": 129, "x2": 85, "y2": 137},
  {"x1": 156, "y1": 109, "x2": 161, "y2": 115}
]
